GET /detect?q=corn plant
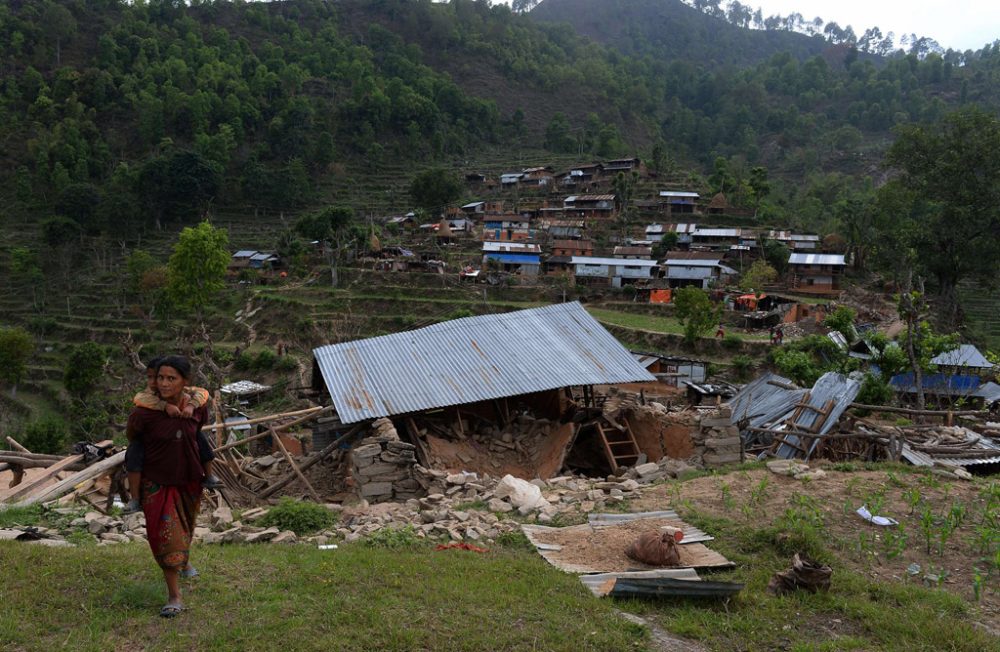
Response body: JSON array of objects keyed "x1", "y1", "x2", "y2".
[
  {"x1": 919, "y1": 506, "x2": 936, "y2": 555},
  {"x1": 883, "y1": 524, "x2": 909, "y2": 560},
  {"x1": 718, "y1": 481, "x2": 735, "y2": 511},
  {"x1": 903, "y1": 487, "x2": 923, "y2": 516},
  {"x1": 972, "y1": 567, "x2": 984, "y2": 602}
]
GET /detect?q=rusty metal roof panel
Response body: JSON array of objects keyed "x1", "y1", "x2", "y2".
[{"x1": 313, "y1": 302, "x2": 655, "y2": 424}]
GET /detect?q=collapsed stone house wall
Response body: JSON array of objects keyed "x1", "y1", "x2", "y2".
[{"x1": 350, "y1": 418, "x2": 423, "y2": 503}]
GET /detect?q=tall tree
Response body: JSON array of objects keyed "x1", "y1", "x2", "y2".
[
  {"x1": 882, "y1": 107, "x2": 1000, "y2": 323},
  {"x1": 0, "y1": 327, "x2": 34, "y2": 397},
  {"x1": 166, "y1": 221, "x2": 230, "y2": 322},
  {"x1": 408, "y1": 168, "x2": 461, "y2": 216}
]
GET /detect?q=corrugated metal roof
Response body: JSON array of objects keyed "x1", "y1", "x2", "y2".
[
  {"x1": 233, "y1": 250, "x2": 257, "y2": 258},
  {"x1": 728, "y1": 372, "x2": 806, "y2": 430},
  {"x1": 931, "y1": 344, "x2": 993, "y2": 369},
  {"x1": 774, "y1": 372, "x2": 862, "y2": 459},
  {"x1": 482, "y1": 242, "x2": 541, "y2": 253},
  {"x1": 571, "y1": 256, "x2": 658, "y2": 267},
  {"x1": 567, "y1": 194, "x2": 615, "y2": 202},
  {"x1": 788, "y1": 253, "x2": 847, "y2": 266},
  {"x1": 694, "y1": 228, "x2": 740, "y2": 237},
  {"x1": 663, "y1": 259, "x2": 725, "y2": 267},
  {"x1": 312, "y1": 302, "x2": 656, "y2": 424},
  {"x1": 659, "y1": 191, "x2": 699, "y2": 198}
]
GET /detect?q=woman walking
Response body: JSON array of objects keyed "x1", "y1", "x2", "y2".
[{"x1": 125, "y1": 355, "x2": 212, "y2": 618}]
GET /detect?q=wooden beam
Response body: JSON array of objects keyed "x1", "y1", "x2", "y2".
[
  {"x1": 849, "y1": 403, "x2": 988, "y2": 417},
  {"x1": 4, "y1": 455, "x2": 85, "y2": 502}
]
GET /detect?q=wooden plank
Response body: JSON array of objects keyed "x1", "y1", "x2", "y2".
[
  {"x1": 8, "y1": 450, "x2": 126, "y2": 507},
  {"x1": 4, "y1": 439, "x2": 113, "y2": 503},
  {"x1": 201, "y1": 405, "x2": 328, "y2": 432},
  {"x1": 5, "y1": 455, "x2": 85, "y2": 502}
]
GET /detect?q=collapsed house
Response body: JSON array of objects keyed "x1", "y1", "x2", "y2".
[{"x1": 310, "y1": 302, "x2": 680, "y2": 499}]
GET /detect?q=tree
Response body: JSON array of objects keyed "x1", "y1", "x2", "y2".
[
  {"x1": 409, "y1": 168, "x2": 462, "y2": 216},
  {"x1": 738, "y1": 259, "x2": 777, "y2": 292},
  {"x1": 882, "y1": 107, "x2": 1000, "y2": 323},
  {"x1": 138, "y1": 150, "x2": 222, "y2": 229},
  {"x1": 10, "y1": 247, "x2": 45, "y2": 310},
  {"x1": 64, "y1": 342, "x2": 107, "y2": 401},
  {"x1": 823, "y1": 306, "x2": 857, "y2": 341},
  {"x1": 759, "y1": 238, "x2": 790, "y2": 274},
  {"x1": 0, "y1": 327, "x2": 34, "y2": 397},
  {"x1": 673, "y1": 287, "x2": 720, "y2": 346},
  {"x1": 126, "y1": 250, "x2": 158, "y2": 294},
  {"x1": 43, "y1": 1, "x2": 77, "y2": 66},
  {"x1": 166, "y1": 221, "x2": 230, "y2": 321},
  {"x1": 544, "y1": 113, "x2": 575, "y2": 153}
]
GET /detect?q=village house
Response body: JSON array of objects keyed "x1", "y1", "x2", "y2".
[
  {"x1": 229, "y1": 250, "x2": 281, "y2": 275},
  {"x1": 645, "y1": 223, "x2": 697, "y2": 246},
  {"x1": 542, "y1": 219, "x2": 584, "y2": 240},
  {"x1": 787, "y1": 252, "x2": 847, "y2": 294},
  {"x1": 659, "y1": 191, "x2": 699, "y2": 214},
  {"x1": 551, "y1": 239, "x2": 594, "y2": 258},
  {"x1": 482, "y1": 241, "x2": 542, "y2": 277},
  {"x1": 890, "y1": 344, "x2": 1000, "y2": 408},
  {"x1": 564, "y1": 194, "x2": 616, "y2": 220},
  {"x1": 768, "y1": 230, "x2": 821, "y2": 251},
  {"x1": 602, "y1": 157, "x2": 643, "y2": 176},
  {"x1": 483, "y1": 215, "x2": 531, "y2": 241},
  {"x1": 571, "y1": 256, "x2": 659, "y2": 288},
  {"x1": 520, "y1": 166, "x2": 554, "y2": 187},
  {"x1": 500, "y1": 172, "x2": 523, "y2": 187},
  {"x1": 690, "y1": 227, "x2": 752, "y2": 251},
  {"x1": 464, "y1": 172, "x2": 487, "y2": 188},
  {"x1": 386, "y1": 214, "x2": 417, "y2": 230},
  {"x1": 559, "y1": 163, "x2": 602, "y2": 188},
  {"x1": 612, "y1": 245, "x2": 653, "y2": 259},
  {"x1": 661, "y1": 251, "x2": 737, "y2": 289}
]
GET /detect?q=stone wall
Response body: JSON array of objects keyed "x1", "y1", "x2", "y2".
[
  {"x1": 691, "y1": 406, "x2": 743, "y2": 468},
  {"x1": 350, "y1": 418, "x2": 423, "y2": 503}
]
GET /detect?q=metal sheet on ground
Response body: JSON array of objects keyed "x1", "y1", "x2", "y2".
[{"x1": 522, "y1": 516, "x2": 733, "y2": 574}]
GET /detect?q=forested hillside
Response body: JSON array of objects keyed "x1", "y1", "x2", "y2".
[{"x1": 1, "y1": 0, "x2": 1000, "y2": 240}]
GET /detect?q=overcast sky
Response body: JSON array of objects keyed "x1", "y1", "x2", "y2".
[{"x1": 747, "y1": 1, "x2": 1000, "y2": 51}]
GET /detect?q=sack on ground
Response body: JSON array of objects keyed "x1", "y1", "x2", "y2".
[{"x1": 625, "y1": 530, "x2": 681, "y2": 566}]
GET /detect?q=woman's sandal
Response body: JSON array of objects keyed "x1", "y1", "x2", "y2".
[
  {"x1": 180, "y1": 566, "x2": 199, "y2": 579},
  {"x1": 159, "y1": 603, "x2": 183, "y2": 618}
]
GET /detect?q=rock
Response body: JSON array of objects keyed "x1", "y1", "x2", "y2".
[
  {"x1": 634, "y1": 462, "x2": 660, "y2": 477},
  {"x1": 767, "y1": 460, "x2": 810, "y2": 477},
  {"x1": 487, "y1": 498, "x2": 513, "y2": 513},
  {"x1": 446, "y1": 473, "x2": 469, "y2": 485},
  {"x1": 255, "y1": 455, "x2": 279, "y2": 468},
  {"x1": 220, "y1": 527, "x2": 246, "y2": 544},
  {"x1": 703, "y1": 452, "x2": 741, "y2": 466},
  {"x1": 537, "y1": 513, "x2": 553, "y2": 523},
  {"x1": 795, "y1": 469, "x2": 827, "y2": 481},
  {"x1": 352, "y1": 443, "x2": 383, "y2": 461},
  {"x1": 360, "y1": 482, "x2": 394, "y2": 497},
  {"x1": 212, "y1": 506, "x2": 234, "y2": 527},
  {"x1": 580, "y1": 500, "x2": 595, "y2": 512},
  {"x1": 529, "y1": 479, "x2": 547, "y2": 489},
  {"x1": 272, "y1": 531, "x2": 298, "y2": 544},
  {"x1": 700, "y1": 417, "x2": 734, "y2": 428},
  {"x1": 620, "y1": 479, "x2": 640, "y2": 491},
  {"x1": 245, "y1": 527, "x2": 280, "y2": 544},
  {"x1": 704, "y1": 436, "x2": 742, "y2": 448},
  {"x1": 100, "y1": 533, "x2": 130, "y2": 544},
  {"x1": 201, "y1": 532, "x2": 226, "y2": 545},
  {"x1": 193, "y1": 527, "x2": 212, "y2": 541},
  {"x1": 494, "y1": 475, "x2": 548, "y2": 511},
  {"x1": 83, "y1": 511, "x2": 104, "y2": 523},
  {"x1": 87, "y1": 520, "x2": 107, "y2": 535}
]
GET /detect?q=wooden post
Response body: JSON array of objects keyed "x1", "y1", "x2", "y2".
[
  {"x1": 8, "y1": 450, "x2": 126, "y2": 507},
  {"x1": 270, "y1": 427, "x2": 322, "y2": 503}
]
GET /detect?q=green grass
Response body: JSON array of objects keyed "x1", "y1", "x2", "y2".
[
  {"x1": 587, "y1": 307, "x2": 770, "y2": 341},
  {"x1": 620, "y1": 507, "x2": 996, "y2": 652},
  {"x1": 0, "y1": 542, "x2": 647, "y2": 652}
]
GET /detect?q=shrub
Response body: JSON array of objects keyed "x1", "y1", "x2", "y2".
[
  {"x1": 234, "y1": 351, "x2": 254, "y2": 371},
  {"x1": 731, "y1": 354, "x2": 755, "y2": 381},
  {"x1": 364, "y1": 524, "x2": 423, "y2": 549},
  {"x1": 448, "y1": 309, "x2": 474, "y2": 321},
  {"x1": 258, "y1": 498, "x2": 337, "y2": 535},
  {"x1": 855, "y1": 373, "x2": 894, "y2": 406},
  {"x1": 275, "y1": 356, "x2": 299, "y2": 372},
  {"x1": 18, "y1": 416, "x2": 68, "y2": 454},
  {"x1": 722, "y1": 333, "x2": 742, "y2": 350},
  {"x1": 254, "y1": 349, "x2": 277, "y2": 370}
]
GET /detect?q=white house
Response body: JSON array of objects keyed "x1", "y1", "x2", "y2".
[
  {"x1": 570, "y1": 256, "x2": 658, "y2": 288},
  {"x1": 662, "y1": 257, "x2": 737, "y2": 289}
]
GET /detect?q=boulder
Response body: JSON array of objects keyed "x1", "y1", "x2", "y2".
[{"x1": 493, "y1": 475, "x2": 548, "y2": 511}]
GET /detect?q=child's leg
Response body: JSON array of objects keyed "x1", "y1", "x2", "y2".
[
  {"x1": 196, "y1": 430, "x2": 222, "y2": 488},
  {"x1": 123, "y1": 440, "x2": 145, "y2": 513}
]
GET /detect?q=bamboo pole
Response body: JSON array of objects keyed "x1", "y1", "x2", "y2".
[
  {"x1": 5, "y1": 437, "x2": 30, "y2": 453},
  {"x1": 201, "y1": 406, "x2": 327, "y2": 432},
  {"x1": 211, "y1": 406, "x2": 334, "y2": 454}
]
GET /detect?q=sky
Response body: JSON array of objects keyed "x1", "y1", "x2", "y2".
[{"x1": 747, "y1": 1, "x2": 1000, "y2": 51}]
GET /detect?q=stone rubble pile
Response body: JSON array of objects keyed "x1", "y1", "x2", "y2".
[{"x1": 12, "y1": 452, "x2": 704, "y2": 547}]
